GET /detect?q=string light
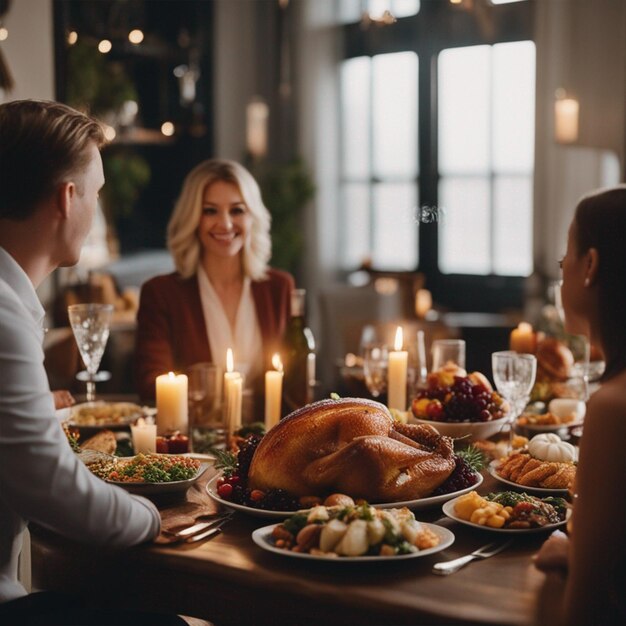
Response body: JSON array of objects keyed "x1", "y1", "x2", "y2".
[
  {"x1": 98, "y1": 39, "x2": 112, "y2": 54},
  {"x1": 160, "y1": 121, "x2": 175, "y2": 137},
  {"x1": 0, "y1": 27, "x2": 8, "y2": 41},
  {"x1": 128, "y1": 29, "x2": 144, "y2": 44},
  {"x1": 67, "y1": 31, "x2": 78, "y2": 45},
  {"x1": 103, "y1": 125, "x2": 116, "y2": 141}
]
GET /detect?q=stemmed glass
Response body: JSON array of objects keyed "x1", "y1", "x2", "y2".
[
  {"x1": 492, "y1": 351, "x2": 537, "y2": 450},
  {"x1": 362, "y1": 343, "x2": 389, "y2": 399},
  {"x1": 68, "y1": 303, "x2": 114, "y2": 402}
]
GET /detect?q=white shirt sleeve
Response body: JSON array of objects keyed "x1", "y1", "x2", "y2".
[{"x1": 0, "y1": 292, "x2": 160, "y2": 547}]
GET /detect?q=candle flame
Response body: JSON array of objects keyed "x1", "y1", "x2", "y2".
[
  {"x1": 226, "y1": 348, "x2": 234, "y2": 373},
  {"x1": 394, "y1": 326, "x2": 404, "y2": 351},
  {"x1": 272, "y1": 353, "x2": 283, "y2": 372},
  {"x1": 168, "y1": 371, "x2": 175, "y2": 379},
  {"x1": 518, "y1": 322, "x2": 533, "y2": 332},
  {"x1": 136, "y1": 417, "x2": 146, "y2": 427}
]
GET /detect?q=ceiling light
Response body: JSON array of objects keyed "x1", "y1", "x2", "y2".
[
  {"x1": 128, "y1": 29, "x2": 144, "y2": 44},
  {"x1": 98, "y1": 39, "x2": 112, "y2": 54}
]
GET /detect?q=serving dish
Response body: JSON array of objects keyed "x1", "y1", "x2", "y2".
[
  {"x1": 68, "y1": 401, "x2": 154, "y2": 429},
  {"x1": 252, "y1": 522, "x2": 455, "y2": 561},
  {"x1": 442, "y1": 497, "x2": 569, "y2": 533},
  {"x1": 487, "y1": 461, "x2": 569, "y2": 495},
  {"x1": 410, "y1": 414, "x2": 508, "y2": 441},
  {"x1": 206, "y1": 472, "x2": 483, "y2": 518},
  {"x1": 107, "y1": 462, "x2": 209, "y2": 495}
]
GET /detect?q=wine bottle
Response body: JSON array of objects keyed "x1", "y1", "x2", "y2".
[{"x1": 283, "y1": 289, "x2": 316, "y2": 411}]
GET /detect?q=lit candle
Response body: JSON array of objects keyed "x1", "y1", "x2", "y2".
[
  {"x1": 388, "y1": 326, "x2": 408, "y2": 411},
  {"x1": 554, "y1": 97, "x2": 579, "y2": 143},
  {"x1": 156, "y1": 372, "x2": 188, "y2": 435},
  {"x1": 224, "y1": 348, "x2": 243, "y2": 436},
  {"x1": 246, "y1": 98, "x2": 269, "y2": 158},
  {"x1": 415, "y1": 289, "x2": 432, "y2": 318},
  {"x1": 264, "y1": 353, "x2": 283, "y2": 430},
  {"x1": 130, "y1": 417, "x2": 157, "y2": 454},
  {"x1": 510, "y1": 322, "x2": 537, "y2": 354}
]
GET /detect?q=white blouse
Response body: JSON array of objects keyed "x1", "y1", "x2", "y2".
[{"x1": 197, "y1": 266, "x2": 263, "y2": 385}]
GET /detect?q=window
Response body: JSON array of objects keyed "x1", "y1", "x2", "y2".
[
  {"x1": 340, "y1": 52, "x2": 418, "y2": 270},
  {"x1": 338, "y1": 0, "x2": 535, "y2": 310},
  {"x1": 438, "y1": 41, "x2": 535, "y2": 276}
]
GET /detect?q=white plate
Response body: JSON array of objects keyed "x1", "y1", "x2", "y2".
[
  {"x1": 205, "y1": 472, "x2": 483, "y2": 518},
  {"x1": 487, "y1": 460, "x2": 569, "y2": 495},
  {"x1": 107, "y1": 462, "x2": 209, "y2": 495},
  {"x1": 252, "y1": 522, "x2": 455, "y2": 561},
  {"x1": 516, "y1": 418, "x2": 584, "y2": 433},
  {"x1": 441, "y1": 496, "x2": 569, "y2": 533},
  {"x1": 68, "y1": 401, "x2": 155, "y2": 429}
]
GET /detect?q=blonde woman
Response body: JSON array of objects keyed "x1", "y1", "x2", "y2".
[{"x1": 135, "y1": 159, "x2": 294, "y2": 402}]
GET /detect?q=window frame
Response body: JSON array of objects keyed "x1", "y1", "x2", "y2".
[{"x1": 340, "y1": 0, "x2": 535, "y2": 312}]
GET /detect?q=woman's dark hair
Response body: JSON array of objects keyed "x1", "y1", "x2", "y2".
[{"x1": 574, "y1": 185, "x2": 626, "y2": 379}]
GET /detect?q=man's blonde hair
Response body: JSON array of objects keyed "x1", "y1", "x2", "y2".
[
  {"x1": 167, "y1": 159, "x2": 271, "y2": 280},
  {"x1": 0, "y1": 100, "x2": 105, "y2": 220}
]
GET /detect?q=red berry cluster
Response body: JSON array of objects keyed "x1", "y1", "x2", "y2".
[
  {"x1": 432, "y1": 455, "x2": 479, "y2": 495},
  {"x1": 413, "y1": 376, "x2": 505, "y2": 423}
]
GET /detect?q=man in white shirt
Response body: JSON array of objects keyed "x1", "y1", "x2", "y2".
[{"x1": 0, "y1": 100, "x2": 191, "y2": 624}]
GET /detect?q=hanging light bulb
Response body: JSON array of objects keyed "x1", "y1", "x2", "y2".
[
  {"x1": 67, "y1": 31, "x2": 78, "y2": 45},
  {"x1": 98, "y1": 39, "x2": 112, "y2": 54},
  {"x1": 128, "y1": 29, "x2": 144, "y2": 44},
  {"x1": 0, "y1": 27, "x2": 8, "y2": 41},
  {"x1": 161, "y1": 121, "x2": 175, "y2": 137}
]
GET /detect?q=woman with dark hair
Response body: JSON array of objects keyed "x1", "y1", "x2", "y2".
[
  {"x1": 534, "y1": 185, "x2": 626, "y2": 625},
  {"x1": 135, "y1": 159, "x2": 293, "y2": 403}
]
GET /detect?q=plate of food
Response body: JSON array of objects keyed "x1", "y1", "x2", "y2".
[
  {"x1": 487, "y1": 462, "x2": 569, "y2": 495},
  {"x1": 206, "y1": 472, "x2": 484, "y2": 518},
  {"x1": 68, "y1": 401, "x2": 154, "y2": 428},
  {"x1": 85, "y1": 453, "x2": 208, "y2": 495},
  {"x1": 206, "y1": 398, "x2": 488, "y2": 518},
  {"x1": 409, "y1": 367, "x2": 510, "y2": 441},
  {"x1": 442, "y1": 490, "x2": 569, "y2": 533},
  {"x1": 488, "y1": 433, "x2": 577, "y2": 495},
  {"x1": 252, "y1": 503, "x2": 455, "y2": 561}
]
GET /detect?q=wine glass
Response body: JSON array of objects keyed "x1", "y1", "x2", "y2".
[
  {"x1": 362, "y1": 343, "x2": 389, "y2": 398},
  {"x1": 492, "y1": 351, "x2": 537, "y2": 450},
  {"x1": 68, "y1": 303, "x2": 114, "y2": 402}
]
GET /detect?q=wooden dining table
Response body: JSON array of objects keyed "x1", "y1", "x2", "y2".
[{"x1": 30, "y1": 466, "x2": 548, "y2": 626}]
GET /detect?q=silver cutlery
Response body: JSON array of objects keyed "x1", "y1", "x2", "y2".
[
  {"x1": 184, "y1": 516, "x2": 232, "y2": 543},
  {"x1": 432, "y1": 540, "x2": 512, "y2": 575},
  {"x1": 163, "y1": 513, "x2": 232, "y2": 542}
]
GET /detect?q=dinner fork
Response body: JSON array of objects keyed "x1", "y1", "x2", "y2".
[
  {"x1": 163, "y1": 513, "x2": 232, "y2": 542},
  {"x1": 432, "y1": 540, "x2": 512, "y2": 575}
]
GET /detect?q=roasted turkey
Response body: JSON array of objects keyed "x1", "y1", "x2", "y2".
[{"x1": 248, "y1": 397, "x2": 455, "y2": 503}]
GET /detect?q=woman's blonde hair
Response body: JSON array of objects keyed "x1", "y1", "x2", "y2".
[{"x1": 167, "y1": 159, "x2": 271, "y2": 280}]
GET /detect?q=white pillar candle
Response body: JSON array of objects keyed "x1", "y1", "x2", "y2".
[
  {"x1": 265, "y1": 354, "x2": 283, "y2": 430},
  {"x1": 388, "y1": 326, "x2": 408, "y2": 411},
  {"x1": 156, "y1": 372, "x2": 188, "y2": 435},
  {"x1": 224, "y1": 348, "x2": 243, "y2": 436},
  {"x1": 131, "y1": 417, "x2": 157, "y2": 454},
  {"x1": 554, "y1": 97, "x2": 579, "y2": 143}
]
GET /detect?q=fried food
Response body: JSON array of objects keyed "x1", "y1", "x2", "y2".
[{"x1": 495, "y1": 451, "x2": 575, "y2": 490}]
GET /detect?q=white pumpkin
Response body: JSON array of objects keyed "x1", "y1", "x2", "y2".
[{"x1": 528, "y1": 433, "x2": 577, "y2": 463}]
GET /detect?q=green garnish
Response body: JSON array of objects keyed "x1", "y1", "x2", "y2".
[
  {"x1": 212, "y1": 449, "x2": 238, "y2": 477},
  {"x1": 356, "y1": 502, "x2": 374, "y2": 521},
  {"x1": 456, "y1": 445, "x2": 487, "y2": 472},
  {"x1": 283, "y1": 512, "x2": 309, "y2": 536}
]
